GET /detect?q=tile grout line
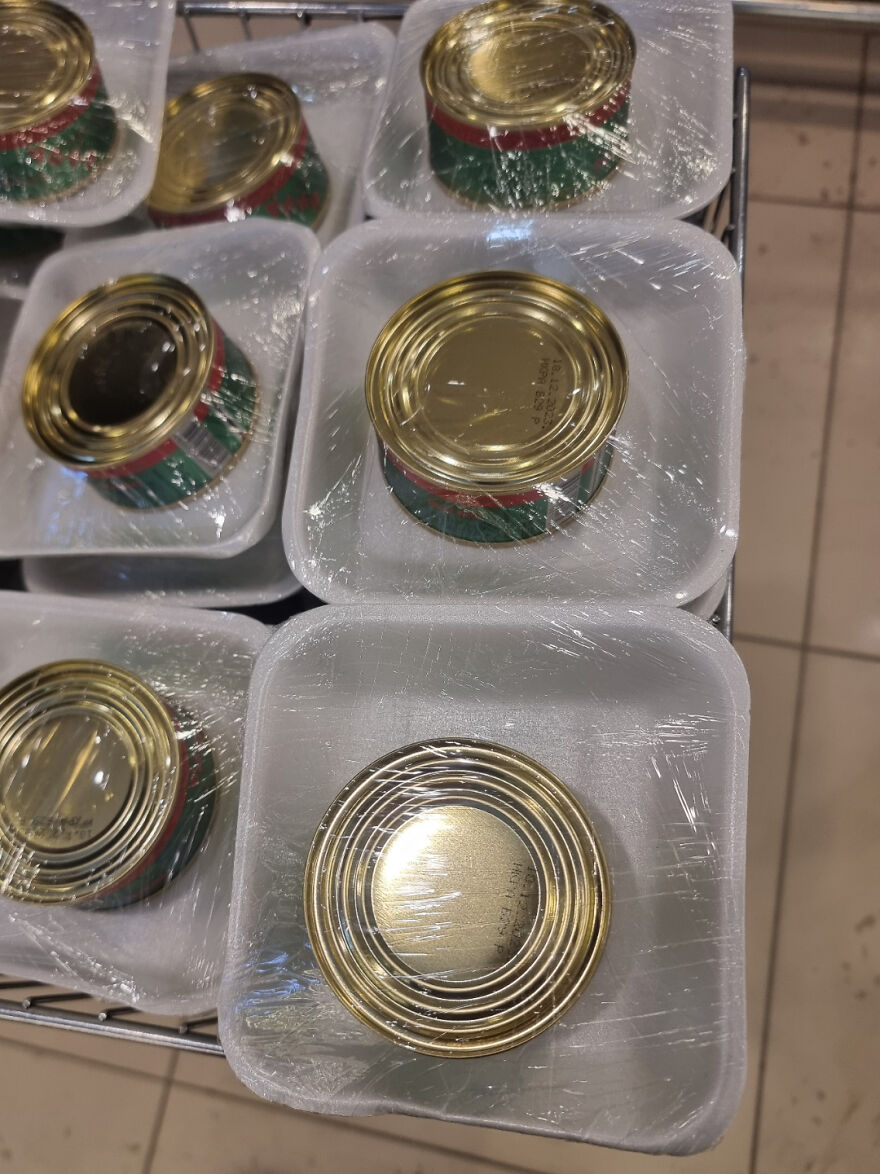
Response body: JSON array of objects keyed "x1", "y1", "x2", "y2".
[
  {"x1": 735, "y1": 631, "x2": 880, "y2": 664},
  {"x1": 140, "y1": 1050, "x2": 178, "y2": 1174},
  {"x1": 163, "y1": 1079, "x2": 550, "y2": 1174},
  {"x1": 747, "y1": 33, "x2": 871, "y2": 1174}
]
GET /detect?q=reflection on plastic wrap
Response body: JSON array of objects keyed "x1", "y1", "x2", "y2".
[
  {"x1": 0, "y1": 660, "x2": 216, "y2": 910},
  {"x1": 286, "y1": 216, "x2": 744, "y2": 606},
  {"x1": 363, "y1": 0, "x2": 733, "y2": 219},
  {"x1": 0, "y1": 219, "x2": 319, "y2": 559},
  {"x1": 22, "y1": 274, "x2": 258, "y2": 511},
  {"x1": 147, "y1": 73, "x2": 330, "y2": 232},
  {"x1": 365, "y1": 270, "x2": 627, "y2": 545},
  {"x1": 0, "y1": 0, "x2": 176, "y2": 228},
  {"x1": 219, "y1": 603, "x2": 750, "y2": 1152},
  {"x1": 0, "y1": 590, "x2": 267, "y2": 1015},
  {"x1": 421, "y1": 0, "x2": 635, "y2": 210},
  {"x1": 304, "y1": 738, "x2": 610, "y2": 1058}
]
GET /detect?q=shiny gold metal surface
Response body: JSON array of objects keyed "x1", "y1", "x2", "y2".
[
  {"x1": 304, "y1": 739, "x2": 610, "y2": 1057},
  {"x1": 22, "y1": 274, "x2": 214, "y2": 469},
  {"x1": 366, "y1": 271, "x2": 628, "y2": 495},
  {"x1": 148, "y1": 73, "x2": 302, "y2": 216},
  {"x1": 0, "y1": 0, "x2": 94, "y2": 134},
  {"x1": 0, "y1": 660, "x2": 180, "y2": 904},
  {"x1": 421, "y1": 0, "x2": 635, "y2": 130}
]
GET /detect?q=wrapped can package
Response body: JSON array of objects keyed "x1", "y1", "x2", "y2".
[
  {"x1": 0, "y1": 0, "x2": 176, "y2": 228},
  {"x1": 285, "y1": 216, "x2": 744, "y2": 608},
  {"x1": 219, "y1": 603, "x2": 750, "y2": 1152},
  {"x1": 0, "y1": 590, "x2": 266, "y2": 1015},
  {"x1": 0, "y1": 218, "x2": 318, "y2": 560},
  {"x1": 362, "y1": 0, "x2": 733, "y2": 219}
]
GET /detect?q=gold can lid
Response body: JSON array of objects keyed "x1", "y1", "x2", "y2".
[
  {"x1": 22, "y1": 274, "x2": 214, "y2": 470},
  {"x1": 0, "y1": 0, "x2": 95, "y2": 135},
  {"x1": 421, "y1": 0, "x2": 635, "y2": 131},
  {"x1": 366, "y1": 271, "x2": 628, "y2": 495},
  {"x1": 0, "y1": 660, "x2": 181, "y2": 904},
  {"x1": 148, "y1": 73, "x2": 303, "y2": 216},
  {"x1": 304, "y1": 739, "x2": 610, "y2": 1057}
]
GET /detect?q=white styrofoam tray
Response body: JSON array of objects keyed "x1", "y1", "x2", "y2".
[
  {"x1": 362, "y1": 0, "x2": 733, "y2": 220},
  {"x1": 21, "y1": 517, "x2": 301, "y2": 609},
  {"x1": 60, "y1": 23, "x2": 396, "y2": 253},
  {"x1": 0, "y1": 590, "x2": 267, "y2": 1015},
  {"x1": 285, "y1": 216, "x2": 744, "y2": 606},
  {"x1": 0, "y1": 219, "x2": 319, "y2": 559},
  {"x1": 0, "y1": 0, "x2": 176, "y2": 229},
  {"x1": 220, "y1": 602, "x2": 750, "y2": 1152}
]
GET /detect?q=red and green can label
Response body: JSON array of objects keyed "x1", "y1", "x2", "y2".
[
  {"x1": 426, "y1": 85, "x2": 630, "y2": 210},
  {"x1": 382, "y1": 442, "x2": 614, "y2": 544},
  {"x1": 84, "y1": 707, "x2": 216, "y2": 912},
  {"x1": 148, "y1": 123, "x2": 329, "y2": 230},
  {"x1": 87, "y1": 328, "x2": 257, "y2": 511},
  {"x1": 0, "y1": 68, "x2": 116, "y2": 204}
]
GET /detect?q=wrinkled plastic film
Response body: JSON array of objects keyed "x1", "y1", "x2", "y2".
[
  {"x1": 362, "y1": 0, "x2": 734, "y2": 219},
  {"x1": 218, "y1": 603, "x2": 750, "y2": 1153},
  {"x1": 0, "y1": 590, "x2": 266, "y2": 1014},
  {"x1": 0, "y1": 0, "x2": 176, "y2": 228},
  {"x1": 286, "y1": 216, "x2": 744, "y2": 607}
]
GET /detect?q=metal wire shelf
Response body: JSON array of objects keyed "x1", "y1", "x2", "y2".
[{"x1": 0, "y1": 3, "x2": 750, "y2": 1054}]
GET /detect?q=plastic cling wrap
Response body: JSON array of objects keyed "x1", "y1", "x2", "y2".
[
  {"x1": 0, "y1": 590, "x2": 266, "y2": 1015},
  {"x1": 285, "y1": 216, "x2": 744, "y2": 607},
  {"x1": 0, "y1": 219, "x2": 318, "y2": 559},
  {"x1": 362, "y1": 0, "x2": 733, "y2": 219},
  {"x1": 0, "y1": 0, "x2": 176, "y2": 228},
  {"x1": 219, "y1": 603, "x2": 749, "y2": 1153}
]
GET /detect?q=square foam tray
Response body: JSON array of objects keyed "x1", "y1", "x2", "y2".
[
  {"x1": 362, "y1": 0, "x2": 733, "y2": 219},
  {"x1": 0, "y1": 219, "x2": 318, "y2": 559},
  {"x1": 285, "y1": 216, "x2": 744, "y2": 605},
  {"x1": 0, "y1": 590, "x2": 266, "y2": 1015},
  {"x1": 220, "y1": 602, "x2": 749, "y2": 1152}
]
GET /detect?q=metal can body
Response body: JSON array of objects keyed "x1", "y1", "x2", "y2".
[
  {"x1": 0, "y1": 2, "x2": 116, "y2": 204},
  {"x1": 0, "y1": 660, "x2": 216, "y2": 909},
  {"x1": 421, "y1": 0, "x2": 634, "y2": 210},
  {"x1": 304, "y1": 739, "x2": 610, "y2": 1057},
  {"x1": 148, "y1": 73, "x2": 329, "y2": 230},
  {"x1": 22, "y1": 274, "x2": 258, "y2": 511},
  {"x1": 366, "y1": 271, "x2": 627, "y2": 545},
  {"x1": 381, "y1": 442, "x2": 614, "y2": 544}
]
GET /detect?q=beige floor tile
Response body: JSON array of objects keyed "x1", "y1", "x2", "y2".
[
  {"x1": 343, "y1": 641, "x2": 797, "y2": 1173},
  {"x1": 0, "y1": 1015, "x2": 173, "y2": 1077},
  {"x1": 736, "y1": 203, "x2": 845, "y2": 643},
  {"x1": 734, "y1": 17, "x2": 865, "y2": 88},
  {"x1": 810, "y1": 213, "x2": 880, "y2": 655},
  {"x1": 176, "y1": 1047, "x2": 263, "y2": 1102},
  {"x1": 855, "y1": 39, "x2": 880, "y2": 209},
  {"x1": 150, "y1": 1085, "x2": 512, "y2": 1174},
  {"x1": 0, "y1": 1045, "x2": 163, "y2": 1172},
  {"x1": 754, "y1": 653, "x2": 880, "y2": 1174},
  {"x1": 749, "y1": 83, "x2": 858, "y2": 206}
]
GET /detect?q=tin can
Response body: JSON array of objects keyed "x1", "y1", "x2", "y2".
[
  {"x1": 0, "y1": 660, "x2": 216, "y2": 909},
  {"x1": 22, "y1": 273, "x2": 258, "y2": 510},
  {"x1": 366, "y1": 271, "x2": 628, "y2": 545},
  {"x1": 0, "y1": 1, "x2": 116, "y2": 204},
  {"x1": 147, "y1": 73, "x2": 329, "y2": 230},
  {"x1": 421, "y1": 0, "x2": 634, "y2": 210},
  {"x1": 304, "y1": 738, "x2": 610, "y2": 1057}
]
